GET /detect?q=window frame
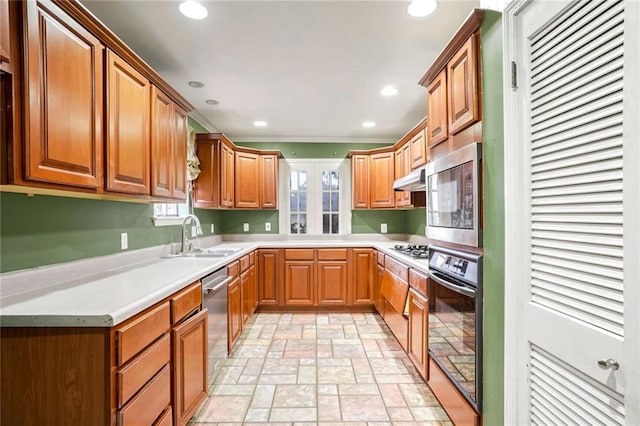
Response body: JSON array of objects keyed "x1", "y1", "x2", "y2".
[{"x1": 278, "y1": 158, "x2": 351, "y2": 236}]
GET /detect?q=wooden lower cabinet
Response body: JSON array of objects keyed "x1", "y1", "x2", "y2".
[
  {"x1": 172, "y1": 309, "x2": 208, "y2": 426},
  {"x1": 0, "y1": 282, "x2": 207, "y2": 426},
  {"x1": 350, "y1": 248, "x2": 374, "y2": 305},
  {"x1": 240, "y1": 269, "x2": 251, "y2": 324},
  {"x1": 257, "y1": 249, "x2": 282, "y2": 306},
  {"x1": 284, "y1": 261, "x2": 315, "y2": 305},
  {"x1": 317, "y1": 261, "x2": 348, "y2": 305},
  {"x1": 375, "y1": 263, "x2": 385, "y2": 316},
  {"x1": 227, "y1": 276, "x2": 242, "y2": 352},
  {"x1": 407, "y1": 289, "x2": 429, "y2": 380}
]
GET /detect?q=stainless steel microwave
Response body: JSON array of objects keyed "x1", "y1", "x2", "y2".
[{"x1": 425, "y1": 142, "x2": 482, "y2": 247}]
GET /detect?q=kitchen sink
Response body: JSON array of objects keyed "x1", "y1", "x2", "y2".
[{"x1": 163, "y1": 247, "x2": 243, "y2": 258}]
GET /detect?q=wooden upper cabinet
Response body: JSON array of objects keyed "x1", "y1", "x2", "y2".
[
  {"x1": 351, "y1": 154, "x2": 369, "y2": 209},
  {"x1": 0, "y1": 0, "x2": 10, "y2": 64},
  {"x1": 106, "y1": 50, "x2": 150, "y2": 194},
  {"x1": 23, "y1": 0, "x2": 103, "y2": 188},
  {"x1": 235, "y1": 151, "x2": 260, "y2": 208},
  {"x1": 427, "y1": 69, "x2": 448, "y2": 147},
  {"x1": 410, "y1": 130, "x2": 427, "y2": 169},
  {"x1": 151, "y1": 86, "x2": 173, "y2": 198},
  {"x1": 260, "y1": 154, "x2": 278, "y2": 209},
  {"x1": 395, "y1": 144, "x2": 411, "y2": 208},
  {"x1": 192, "y1": 137, "x2": 220, "y2": 208},
  {"x1": 221, "y1": 143, "x2": 234, "y2": 207},
  {"x1": 448, "y1": 34, "x2": 480, "y2": 135},
  {"x1": 172, "y1": 105, "x2": 188, "y2": 200},
  {"x1": 369, "y1": 152, "x2": 395, "y2": 209}
]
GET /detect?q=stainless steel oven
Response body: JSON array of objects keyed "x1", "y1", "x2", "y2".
[
  {"x1": 425, "y1": 142, "x2": 482, "y2": 247},
  {"x1": 427, "y1": 245, "x2": 482, "y2": 412}
]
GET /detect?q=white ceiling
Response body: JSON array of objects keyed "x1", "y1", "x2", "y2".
[{"x1": 80, "y1": 0, "x2": 479, "y2": 143}]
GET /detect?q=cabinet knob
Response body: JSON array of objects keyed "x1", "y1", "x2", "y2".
[{"x1": 597, "y1": 358, "x2": 620, "y2": 371}]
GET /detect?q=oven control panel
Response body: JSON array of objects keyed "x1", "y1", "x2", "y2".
[{"x1": 428, "y1": 247, "x2": 480, "y2": 288}]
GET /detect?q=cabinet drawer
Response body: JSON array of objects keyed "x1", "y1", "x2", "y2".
[
  {"x1": 227, "y1": 260, "x2": 240, "y2": 278},
  {"x1": 171, "y1": 281, "x2": 202, "y2": 324},
  {"x1": 116, "y1": 302, "x2": 170, "y2": 366},
  {"x1": 377, "y1": 251, "x2": 385, "y2": 266},
  {"x1": 249, "y1": 251, "x2": 255, "y2": 265},
  {"x1": 117, "y1": 334, "x2": 170, "y2": 408},
  {"x1": 285, "y1": 248, "x2": 314, "y2": 260},
  {"x1": 117, "y1": 364, "x2": 171, "y2": 426},
  {"x1": 240, "y1": 254, "x2": 250, "y2": 271},
  {"x1": 409, "y1": 269, "x2": 428, "y2": 298},
  {"x1": 317, "y1": 248, "x2": 347, "y2": 261},
  {"x1": 154, "y1": 407, "x2": 172, "y2": 426},
  {"x1": 385, "y1": 256, "x2": 409, "y2": 283}
]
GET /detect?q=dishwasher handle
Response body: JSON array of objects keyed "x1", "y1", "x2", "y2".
[{"x1": 203, "y1": 275, "x2": 233, "y2": 295}]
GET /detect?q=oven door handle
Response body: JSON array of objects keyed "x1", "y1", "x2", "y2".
[{"x1": 429, "y1": 271, "x2": 476, "y2": 298}]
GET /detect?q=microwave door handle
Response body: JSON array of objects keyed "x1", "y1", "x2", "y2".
[{"x1": 429, "y1": 271, "x2": 476, "y2": 298}]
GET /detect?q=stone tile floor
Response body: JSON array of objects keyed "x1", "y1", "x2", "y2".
[{"x1": 190, "y1": 312, "x2": 452, "y2": 425}]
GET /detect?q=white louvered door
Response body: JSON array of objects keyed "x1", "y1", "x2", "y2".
[{"x1": 504, "y1": 0, "x2": 640, "y2": 425}]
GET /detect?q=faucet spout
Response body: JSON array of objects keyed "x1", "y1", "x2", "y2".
[{"x1": 180, "y1": 214, "x2": 202, "y2": 253}]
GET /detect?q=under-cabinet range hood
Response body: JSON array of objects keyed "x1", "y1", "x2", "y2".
[{"x1": 393, "y1": 167, "x2": 426, "y2": 191}]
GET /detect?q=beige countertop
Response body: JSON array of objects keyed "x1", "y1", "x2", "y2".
[{"x1": 0, "y1": 239, "x2": 429, "y2": 327}]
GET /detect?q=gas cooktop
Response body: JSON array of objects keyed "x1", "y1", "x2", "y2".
[{"x1": 392, "y1": 244, "x2": 430, "y2": 259}]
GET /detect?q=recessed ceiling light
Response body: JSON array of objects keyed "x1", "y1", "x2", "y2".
[
  {"x1": 179, "y1": 1, "x2": 208, "y2": 20},
  {"x1": 407, "y1": 0, "x2": 437, "y2": 17},
  {"x1": 205, "y1": 99, "x2": 219, "y2": 105},
  {"x1": 380, "y1": 85, "x2": 398, "y2": 96},
  {"x1": 188, "y1": 81, "x2": 204, "y2": 88},
  {"x1": 362, "y1": 121, "x2": 376, "y2": 128},
  {"x1": 254, "y1": 121, "x2": 267, "y2": 127}
]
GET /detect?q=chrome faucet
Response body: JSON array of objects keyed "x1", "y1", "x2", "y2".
[{"x1": 180, "y1": 214, "x2": 202, "y2": 253}]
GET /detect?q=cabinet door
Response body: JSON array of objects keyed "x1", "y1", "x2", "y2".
[
  {"x1": 369, "y1": 152, "x2": 395, "y2": 208},
  {"x1": 106, "y1": 50, "x2": 150, "y2": 194},
  {"x1": 227, "y1": 277, "x2": 242, "y2": 352},
  {"x1": 447, "y1": 34, "x2": 480, "y2": 135},
  {"x1": 407, "y1": 289, "x2": 429, "y2": 380},
  {"x1": 249, "y1": 263, "x2": 257, "y2": 313},
  {"x1": 172, "y1": 105, "x2": 188, "y2": 200},
  {"x1": 284, "y1": 261, "x2": 315, "y2": 306},
  {"x1": 401, "y1": 144, "x2": 412, "y2": 205},
  {"x1": 410, "y1": 130, "x2": 427, "y2": 169},
  {"x1": 24, "y1": 0, "x2": 103, "y2": 188},
  {"x1": 317, "y1": 261, "x2": 348, "y2": 305},
  {"x1": 151, "y1": 86, "x2": 173, "y2": 198},
  {"x1": 350, "y1": 248, "x2": 374, "y2": 305},
  {"x1": 427, "y1": 69, "x2": 448, "y2": 147},
  {"x1": 260, "y1": 154, "x2": 278, "y2": 208},
  {"x1": 258, "y1": 249, "x2": 282, "y2": 306},
  {"x1": 240, "y1": 269, "x2": 251, "y2": 324},
  {"x1": 221, "y1": 143, "x2": 234, "y2": 207},
  {"x1": 0, "y1": 0, "x2": 10, "y2": 64},
  {"x1": 235, "y1": 151, "x2": 260, "y2": 208},
  {"x1": 172, "y1": 309, "x2": 208, "y2": 426},
  {"x1": 394, "y1": 148, "x2": 406, "y2": 206},
  {"x1": 351, "y1": 155, "x2": 369, "y2": 208},
  {"x1": 192, "y1": 139, "x2": 219, "y2": 208}
]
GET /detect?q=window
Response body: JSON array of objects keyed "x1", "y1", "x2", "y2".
[
  {"x1": 152, "y1": 194, "x2": 190, "y2": 226},
  {"x1": 280, "y1": 159, "x2": 350, "y2": 235}
]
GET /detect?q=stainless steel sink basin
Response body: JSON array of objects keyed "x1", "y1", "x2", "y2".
[{"x1": 162, "y1": 247, "x2": 243, "y2": 259}]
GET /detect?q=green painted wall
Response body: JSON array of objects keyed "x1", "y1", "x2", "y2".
[
  {"x1": 236, "y1": 142, "x2": 388, "y2": 159},
  {"x1": 0, "y1": 192, "x2": 222, "y2": 273},
  {"x1": 351, "y1": 210, "x2": 407, "y2": 234},
  {"x1": 481, "y1": 11, "x2": 505, "y2": 426},
  {"x1": 406, "y1": 208, "x2": 426, "y2": 236},
  {"x1": 188, "y1": 117, "x2": 209, "y2": 133},
  {"x1": 219, "y1": 210, "x2": 279, "y2": 234}
]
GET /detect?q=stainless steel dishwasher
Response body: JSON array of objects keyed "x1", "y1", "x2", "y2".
[{"x1": 202, "y1": 268, "x2": 233, "y2": 385}]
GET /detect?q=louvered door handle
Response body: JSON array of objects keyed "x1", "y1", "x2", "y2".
[{"x1": 597, "y1": 358, "x2": 620, "y2": 371}]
